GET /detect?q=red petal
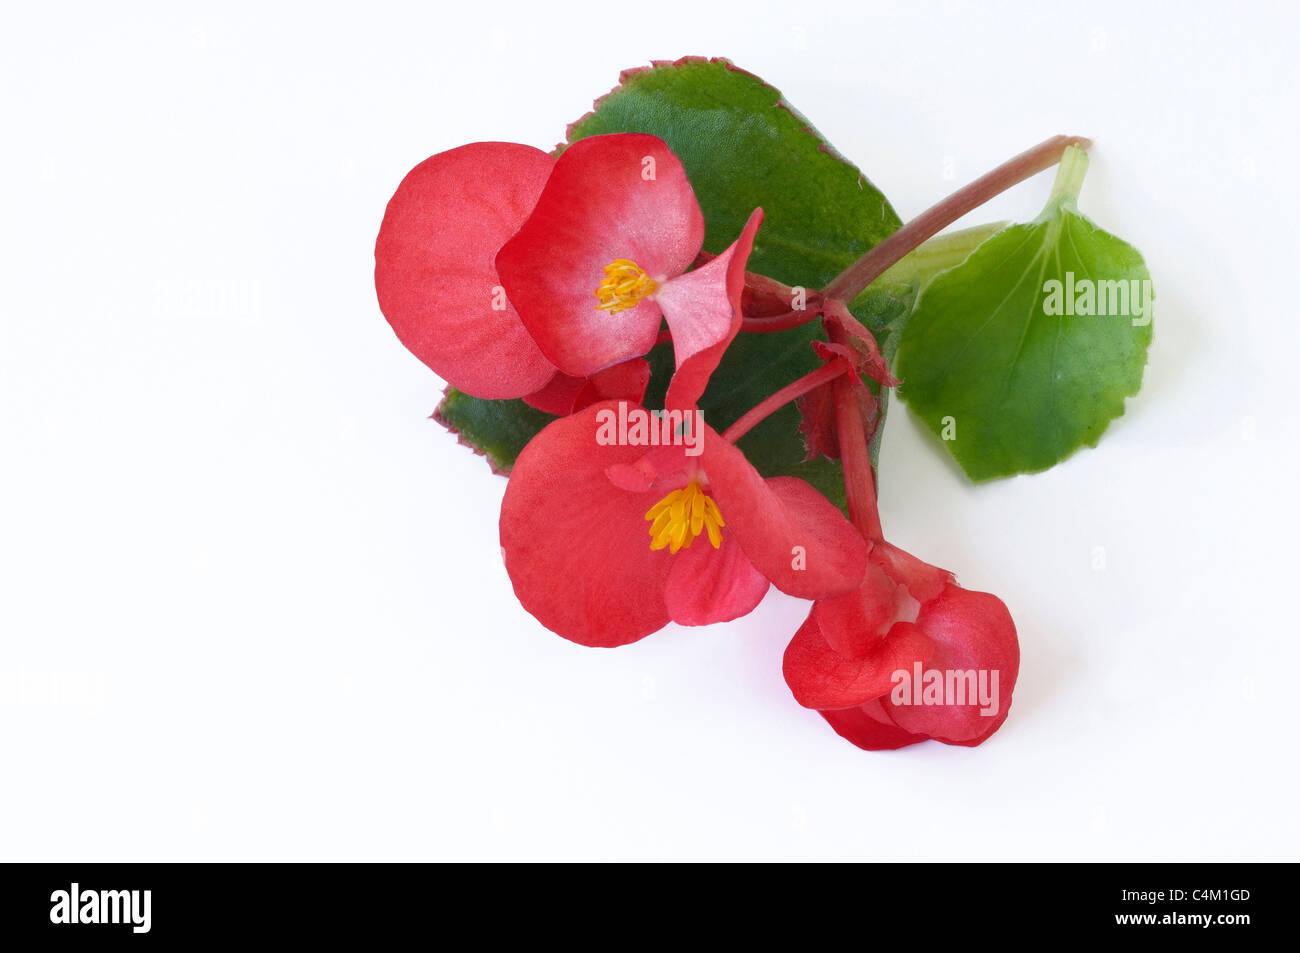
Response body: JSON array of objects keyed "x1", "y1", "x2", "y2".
[
  {"x1": 783, "y1": 608, "x2": 934, "y2": 710},
  {"x1": 763, "y1": 478, "x2": 867, "y2": 600},
  {"x1": 573, "y1": 358, "x2": 651, "y2": 412},
  {"x1": 812, "y1": 558, "x2": 911, "y2": 658},
  {"x1": 375, "y1": 142, "x2": 557, "y2": 398},
  {"x1": 661, "y1": 209, "x2": 763, "y2": 410},
  {"x1": 664, "y1": 529, "x2": 769, "y2": 627},
  {"x1": 522, "y1": 359, "x2": 651, "y2": 417},
  {"x1": 882, "y1": 584, "x2": 1019, "y2": 745},
  {"x1": 872, "y1": 540, "x2": 954, "y2": 604},
  {"x1": 819, "y1": 699, "x2": 931, "y2": 751},
  {"x1": 605, "y1": 442, "x2": 689, "y2": 493},
  {"x1": 522, "y1": 372, "x2": 584, "y2": 415},
  {"x1": 703, "y1": 428, "x2": 867, "y2": 599},
  {"x1": 496, "y1": 134, "x2": 704, "y2": 377},
  {"x1": 499, "y1": 402, "x2": 673, "y2": 647}
]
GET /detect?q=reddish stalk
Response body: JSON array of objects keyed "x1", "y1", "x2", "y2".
[
  {"x1": 741, "y1": 305, "x2": 824, "y2": 334},
  {"x1": 721, "y1": 360, "x2": 850, "y2": 445},
  {"x1": 833, "y1": 376, "x2": 883, "y2": 541},
  {"x1": 743, "y1": 269, "x2": 807, "y2": 305},
  {"x1": 822, "y1": 134, "x2": 1091, "y2": 303},
  {"x1": 826, "y1": 324, "x2": 884, "y2": 541}
]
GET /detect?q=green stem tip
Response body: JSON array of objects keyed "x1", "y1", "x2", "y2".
[{"x1": 1048, "y1": 144, "x2": 1091, "y2": 205}]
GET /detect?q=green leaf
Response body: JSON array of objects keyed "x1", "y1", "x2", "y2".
[
  {"x1": 847, "y1": 223, "x2": 1007, "y2": 467},
  {"x1": 568, "y1": 57, "x2": 900, "y2": 287},
  {"x1": 895, "y1": 148, "x2": 1153, "y2": 481},
  {"x1": 432, "y1": 388, "x2": 556, "y2": 475},
  {"x1": 438, "y1": 58, "x2": 903, "y2": 506}
]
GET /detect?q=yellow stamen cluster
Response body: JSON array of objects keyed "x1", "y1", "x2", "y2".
[
  {"x1": 644, "y1": 481, "x2": 725, "y2": 554},
  {"x1": 594, "y1": 259, "x2": 657, "y2": 313}
]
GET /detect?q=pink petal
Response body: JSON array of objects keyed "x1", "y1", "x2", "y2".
[
  {"x1": 664, "y1": 529, "x2": 770, "y2": 627},
  {"x1": 375, "y1": 142, "x2": 557, "y2": 398},
  {"x1": 661, "y1": 209, "x2": 763, "y2": 410},
  {"x1": 496, "y1": 134, "x2": 704, "y2": 377}
]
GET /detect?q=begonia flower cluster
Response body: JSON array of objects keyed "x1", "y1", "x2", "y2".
[{"x1": 375, "y1": 131, "x2": 1019, "y2": 751}]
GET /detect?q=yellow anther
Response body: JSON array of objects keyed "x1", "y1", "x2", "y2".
[
  {"x1": 595, "y1": 259, "x2": 657, "y2": 313},
  {"x1": 644, "y1": 481, "x2": 725, "y2": 554}
]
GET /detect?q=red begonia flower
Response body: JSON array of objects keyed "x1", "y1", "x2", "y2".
[
  {"x1": 783, "y1": 539, "x2": 1019, "y2": 749},
  {"x1": 495, "y1": 133, "x2": 762, "y2": 384},
  {"x1": 499, "y1": 400, "x2": 867, "y2": 647},
  {"x1": 375, "y1": 142, "x2": 558, "y2": 399}
]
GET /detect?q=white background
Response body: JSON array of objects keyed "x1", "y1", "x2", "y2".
[{"x1": 2, "y1": 1, "x2": 1296, "y2": 861}]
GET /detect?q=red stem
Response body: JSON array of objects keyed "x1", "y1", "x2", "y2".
[
  {"x1": 741, "y1": 305, "x2": 823, "y2": 334},
  {"x1": 826, "y1": 324, "x2": 883, "y2": 541},
  {"x1": 743, "y1": 269, "x2": 806, "y2": 304},
  {"x1": 833, "y1": 377, "x2": 883, "y2": 541},
  {"x1": 822, "y1": 134, "x2": 1091, "y2": 302},
  {"x1": 721, "y1": 360, "x2": 850, "y2": 445}
]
